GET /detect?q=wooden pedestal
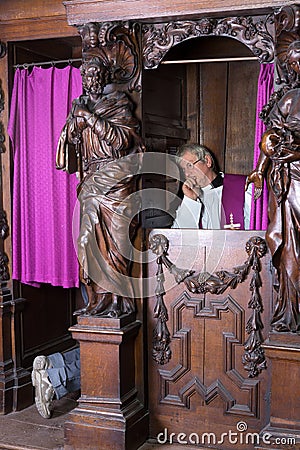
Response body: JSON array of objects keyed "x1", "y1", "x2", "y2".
[
  {"x1": 260, "y1": 332, "x2": 300, "y2": 448},
  {"x1": 64, "y1": 313, "x2": 148, "y2": 450}
]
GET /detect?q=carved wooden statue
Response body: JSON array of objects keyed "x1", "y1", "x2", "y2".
[
  {"x1": 246, "y1": 39, "x2": 300, "y2": 333},
  {"x1": 56, "y1": 25, "x2": 143, "y2": 317}
]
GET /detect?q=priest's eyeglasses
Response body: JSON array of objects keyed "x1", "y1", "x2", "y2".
[{"x1": 181, "y1": 158, "x2": 202, "y2": 171}]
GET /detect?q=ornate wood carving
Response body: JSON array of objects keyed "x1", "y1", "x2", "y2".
[
  {"x1": 142, "y1": 14, "x2": 275, "y2": 69},
  {"x1": 149, "y1": 234, "x2": 267, "y2": 378},
  {"x1": 0, "y1": 210, "x2": 8, "y2": 241},
  {"x1": 149, "y1": 234, "x2": 193, "y2": 365},
  {"x1": 78, "y1": 21, "x2": 141, "y2": 92},
  {"x1": 247, "y1": 4, "x2": 300, "y2": 333},
  {"x1": 152, "y1": 256, "x2": 171, "y2": 365},
  {"x1": 0, "y1": 252, "x2": 9, "y2": 282},
  {"x1": 242, "y1": 237, "x2": 268, "y2": 377},
  {"x1": 57, "y1": 21, "x2": 143, "y2": 317},
  {"x1": 0, "y1": 76, "x2": 9, "y2": 282},
  {"x1": 0, "y1": 211, "x2": 9, "y2": 282}
]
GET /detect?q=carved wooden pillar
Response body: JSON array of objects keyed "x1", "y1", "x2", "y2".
[{"x1": 60, "y1": 20, "x2": 148, "y2": 448}]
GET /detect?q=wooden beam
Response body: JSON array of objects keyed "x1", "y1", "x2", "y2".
[{"x1": 63, "y1": 0, "x2": 294, "y2": 24}]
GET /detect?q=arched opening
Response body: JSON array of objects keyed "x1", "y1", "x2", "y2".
[{"x1": 142, "y1": 35, "x2": 262, "y2": 227}]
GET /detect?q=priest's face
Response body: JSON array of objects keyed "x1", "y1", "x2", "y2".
[{"x1": 179, "y1": 151, "x2": 216, "y2": 188}]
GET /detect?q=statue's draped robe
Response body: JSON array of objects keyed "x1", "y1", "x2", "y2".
[
  {"x1": 265, "y1": 88, "x2": 300, "y2": 331},
  {"x1": 57, "y1": 91, "x2": 142, "y2": 311}
]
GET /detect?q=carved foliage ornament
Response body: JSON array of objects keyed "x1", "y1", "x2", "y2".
[
  {"x1": 150, "y1": 234, "x2": 193, "y2": 365},
  {"x1": 0, "y1": 43, "x2": 10, "y2": 282},
  {"x1": 78, "y1": 22, "x2": 141, "y2": 92},
  {"x1": 0, "y1": 71, "x2": 9, "y2": 281},
  {"x1": 142, "y1": 14, "x2": 275, "y2": 69},
  {"x1": 0, "y1": 205, "x2": 9, "y2": 282},
  {"x1": 149, "y1": 234, "x2": 267, "y2": 378}
]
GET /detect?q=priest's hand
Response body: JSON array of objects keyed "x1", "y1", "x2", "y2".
[{"x1": 182, "y1": 177, "x2": 202, "y2": 201}]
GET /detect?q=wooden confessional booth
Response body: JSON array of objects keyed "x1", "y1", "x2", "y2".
[{"x1": 0, "y1": 1, "x2": 299, "y2": 449}]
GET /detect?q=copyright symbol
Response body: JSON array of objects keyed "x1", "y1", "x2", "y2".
[{"x1": 236, "y1": 421, "x2": 248, "y2": 432}]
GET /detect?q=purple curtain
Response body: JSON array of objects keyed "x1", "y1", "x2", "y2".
[
  {"x1": 8, "y1": 66, "x2": 82, "y2": 288},
  {"x1": 250, "y1": 63, "x2": 274, "y2": 230}
]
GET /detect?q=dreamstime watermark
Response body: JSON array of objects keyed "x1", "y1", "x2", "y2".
[
  {"x1": 71, "y1": 152, "x2": 228, "y2": 298},
  {"x1": 156, "y1": 421, "x2": 297, "y2": 447}
]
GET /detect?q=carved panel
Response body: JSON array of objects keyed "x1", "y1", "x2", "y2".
[
  {"x1": 142, "y1": 14, "x2": 275, "y2": 69},
  {"x1": 150, "y1": 234, "x2": 267, "y2": 378},
  {"x1": 147, "y1": 230, "x2": 272, "y2": 444},
  {"x1": 158, "y1": 290, "x2": 259, "y2": 417}
]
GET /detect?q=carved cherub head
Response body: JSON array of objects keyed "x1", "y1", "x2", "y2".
[
  {"x1": 80, "y1": 57, "x2": 111, "y2": 95},
  {"x1": 79, "y1": 23, "x2": 100, "y2": 51}
]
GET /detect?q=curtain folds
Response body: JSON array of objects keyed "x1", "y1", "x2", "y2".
[
  {"x1": 250, "y1": 63, "x2": 274, "y2": 230},
  {"x1": 8, "y1": 66, "x2": 82, "y2": 288}
]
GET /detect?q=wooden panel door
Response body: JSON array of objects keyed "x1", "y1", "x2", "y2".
[{"x1": 147, "y1": 229, "x2": 273, "y2": 449}]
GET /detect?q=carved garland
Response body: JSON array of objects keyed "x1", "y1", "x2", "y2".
[
  {"x1": 149, "y1": 234, "x2": 267, "y2": 378},
  {"x1": 151, "y1": 235, "x2": 193, "y2": 365},
  {"x1": 142, "y1": 14, "x2": 275, "y2": 69}
]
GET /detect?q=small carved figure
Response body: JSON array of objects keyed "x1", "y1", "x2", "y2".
[
  {"x1": 56, "y1": 56, "x2": 143, "y2": 317},
  {"x1": 246, "y1": 40, "x2": 300, "y2": 332}
]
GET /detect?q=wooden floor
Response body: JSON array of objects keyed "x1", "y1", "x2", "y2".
[
  {"x1": 0, "y1": 394, "x2": 77, "y2": 450},
  {"x1": 0, "y1": 396, "x2": 197, "y2": 450}
]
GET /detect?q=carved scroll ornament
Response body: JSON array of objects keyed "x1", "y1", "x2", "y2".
[
  {"x1": 149, "y1": 234, "x2": 267, "y2": 378},
  {"x1": 142, "y1": 14, "x2": 275, "y2": 69},
  {"x1": 78, "y1": 21, "x2": 141, "y2": 92}
]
